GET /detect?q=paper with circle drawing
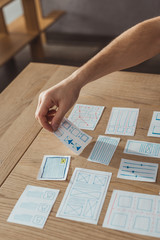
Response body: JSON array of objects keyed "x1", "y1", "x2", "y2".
[
  {"x1": 7, "y1": 185, "x2": 59, "y2": 229},
  {"x1": 117, "y1": 158, "x2": 158, "y2": 182},
  {"x1": 68, "y1": 104, "x2": 105, "y2": 130},
  {"x1": 105, "y1": 107, "x2": 139, "y2": 136},
  {"x1": 56, "y1": 168, "x2": 112, "y2": 224},
  {"x1": 53, "y1": 118, "x2": 92, "y2": 155},
  {"x1": 148, "y1": 111, "x2": 160, "y2": 137},
  {"x1": 103, "y1": 190, "x2": 160, "y2": 238},
  {"x1": 37, "y1": 155, "x2": 70, "y2": 180},
  {"x1": 124, "y1": 139, "x2": 160, "y2": 158}
]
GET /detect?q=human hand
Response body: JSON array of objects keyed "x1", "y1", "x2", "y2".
[{"x1": 35, "y1": 78, "x2": 80, "y2": 132}]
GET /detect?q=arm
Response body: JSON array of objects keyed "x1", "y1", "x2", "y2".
[{"x1": 35, "y1": 17, "x2": 160, "y2": 132}]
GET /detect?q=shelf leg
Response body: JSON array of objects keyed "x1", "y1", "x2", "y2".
[
  {"x1": 22, "y1": 0, "x2": 44, "y2": 60},
  {"x1": 0, "y1": 9, "x2": 8, "y2": 34}
]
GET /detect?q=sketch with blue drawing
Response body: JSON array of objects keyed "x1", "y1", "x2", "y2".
[
  {"x1": 124, "y1": 139, "x2": 160, "y2": 158},
  {"x1": 148, "y1": 111, "x2": 160, "y2": 137},
  {"x1": 37, "y1": 155, "x2": 71, "y2": 180},
  {"x1": 88, "y1": 135, "x2": 120, "y2": 165},
  {"x1": 56, "y1": 168, "x2": 112, "y2": 224},
  {"x1": 117, "y1": 158, "x2": 158, "y2": 182},
  {"x1": 105, "y1": 107, "x2": 139, "y2": 136},
  {"x1": 7, "y1": 185, "x2": 59, "y2": 229},
  {"x1": 53, "y1": 118, "x2": 92, "y2": 154},
  {"x1": 103, "y1": 190, "x2": 160, "y2": 238}
]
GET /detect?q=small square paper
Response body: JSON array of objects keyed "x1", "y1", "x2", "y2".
[
  {"x1": 68, "y1": 104, "x2": 105, "y2": 130},
  {"x1": 37, "y1": 155, "x2": 70, "y2": 180}
]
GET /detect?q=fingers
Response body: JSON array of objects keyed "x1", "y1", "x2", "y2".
[
  {"x1": 51, "y1": 105, "x2": 66, "y2": 131},
  {"x1": 35, "y1": 93, "x2": 56, "y2": 132}
]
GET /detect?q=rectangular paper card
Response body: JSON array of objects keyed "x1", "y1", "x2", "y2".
[
  {"x1": 103, "y1": 190, "x2": 160, "y2": 238},
  {"x1": 124, "y1": 139, "x2": 160, "y2": 158},
  {"x1": 88, "y1": 135, "x2": 120, "y2": 165},
  {"x1": 117, "y1": 158, "x2": 158, "y2": 182},
  {"x1": 7, "y1": 185, "x2": 59, "y2": 229},
  {"x1": 56, "y1": 168, "x2": 112, "y2": 224},
  {"x1": 37, "y1": 155, "x2": 70, "y2": 180},
  {"x1": 68, "y1": 104, "x2": 105, "y2": 130},
  {"x1": 105, "y1": 107, "x2": 139, "y2": 136},
  {"x1": 53, "y1": 118, "x2": 92, "y2": 155},
  {"x1": 148, "y1": 111, "x2": 160, "y2": 137}
]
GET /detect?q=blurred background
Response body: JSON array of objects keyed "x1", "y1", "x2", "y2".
[{"x1": 1, "y1": 0, "x2": 160, "y2": 92}]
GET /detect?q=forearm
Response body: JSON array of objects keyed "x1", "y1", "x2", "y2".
[{"x1": 68, "y1": 17, "x2": 160, "y2": 88}]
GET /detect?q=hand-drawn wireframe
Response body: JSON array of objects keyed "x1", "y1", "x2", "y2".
[
  {"x1": 68, "y1": 104, "x2": 105, "y2": 130},
  {"x1": 117, "y1": 158, "x2": 158, "y2": 182},
  {"x1": 53, "y1": 118, "x2": 92, "y2": 155},
  {"x1": 88, "y1": 135, "x2": 120, "y2": 165},
  {"x1": 148, "y1": 111, "x2": 160, "y2": 137},
  {"x1": 105, "y1": 107, "x2": 139, "y2": 136},
  {"x1": 37, "y1": 155, "x2": 71, "y2": 180},
  {"x1": 56, "y1": 168, "x2": 112, "y2": 224},
  {"x1": 7, "y1": 185, "x2": 59, "y2": 229},
  {"x1": 124, "y1": 140, "x2": 160, "y2": 158},
  {"x1": 103, "y1": 190, "x2": 160, "y2": 238}
]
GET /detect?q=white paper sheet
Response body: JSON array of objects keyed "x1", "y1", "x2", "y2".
[
  {"x1": 37, "y1": 155, "x2": 70, "y2": 180},
  {"x1": 53, "y1": 118, "x2": 92, "y2": 155},
  {"x1": 105, "y1": 107, "x2": 139, "y2": 136},
  {"x1": 88, "y1": 135, "x2": 120, "y2": 165},
  {"x1": 68, "y1": 104, "x2": 105, "y2": 130},
  {"x1": 7, "y1": 185, "x2": 59, "y2": 229},
  {"x1": 56, "y1": 168, "x2": 112, "y2": 224},
  {"x1": 124, "y1": 139, "x2": 160, "y2": 158},
  {"x1": 117, "y1": 158, "x2": 158, "y2": 182},
  {"x1": 148, "y1": 111, "x2": 160, "y2": 137},
  {"x1": 103, "y1": 190, "x2": 160, "y2": 238}
]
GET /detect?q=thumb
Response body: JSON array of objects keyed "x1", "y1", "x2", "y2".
[{"x1": 51, "y1": 106, "x2": 66, "y2": 131}]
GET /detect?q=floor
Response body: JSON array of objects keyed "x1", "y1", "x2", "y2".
[{"x1": 0, "y1": 34, "x2": 160, "y2": 93}]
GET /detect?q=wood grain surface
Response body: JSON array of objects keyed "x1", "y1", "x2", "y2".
[{"x1": 0, "y1": 64, "x2": 160, "y2": 240}]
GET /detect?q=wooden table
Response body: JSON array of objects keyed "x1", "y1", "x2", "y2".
[{"x1": 0, "y1": 63, "x2": 160, "y2": 240}]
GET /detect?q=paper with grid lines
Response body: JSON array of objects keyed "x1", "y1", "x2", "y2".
[
  {"x1": 88, "y1": 135, "x2": 120, "y2": 165},
  {"x1": 68, "y1": 104, "x2": 105, "y2": 130},
  {"x1": 105, "y1": 107, "x2": 139, "y2": 136}
]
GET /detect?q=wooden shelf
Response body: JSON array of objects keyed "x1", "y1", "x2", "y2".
[
  {"x1": 0, "y1": 9, "x2": 64, "y2": 66},
  {"x1": 0, "y1": 0, "x2": 13, "y2": 9},
  {"x1": 0, "y1": 32, "x2": 35, "y2": 66},
  {"x1": 39, "y1": 10, "x2": 64, "y2": 32},
  {"x1": 8, "y1": 10, "x2": 64, "y2": 34}
]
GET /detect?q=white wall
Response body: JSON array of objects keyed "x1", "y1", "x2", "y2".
[{"x1": 3, "y1": 0, "x2": 23, "y2": 24}]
